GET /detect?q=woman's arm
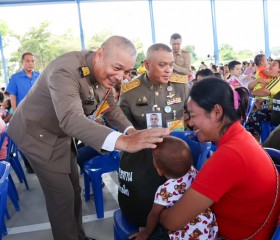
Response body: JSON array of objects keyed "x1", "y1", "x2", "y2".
[
  {"x1": 251, "y1": 88, "x2": 271, "y2": 97},
  {"x1": 160, "y1": 188, "x2": 214, "y2": 231}
]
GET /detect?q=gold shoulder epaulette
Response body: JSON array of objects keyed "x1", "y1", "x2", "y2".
[
  {"x1": 169, "y1": 74, "x2": 188, "y2": 84},
  {"x1": 78, "y1": 66, "x2": 90, "y2": 78},
  {"x1": 121, "y1": 79, "x2": 141, "y2": 93}
]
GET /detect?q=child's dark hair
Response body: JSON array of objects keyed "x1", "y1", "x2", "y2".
[
  {"x1": 195, "y1": 69, "x2": 213, "y2": 79},
  {"x1": 189, "y1": 77, "x2": 249, "y2": 136},
  {"x1": 152, "y1": 136, "x2": 192, "y2": 179},
  {"x1": 5, "y1": 99, "x2": 11, "y2": 110},
  {"x1": 254, "y1": 54, "x2": 266, "y2": 67}
]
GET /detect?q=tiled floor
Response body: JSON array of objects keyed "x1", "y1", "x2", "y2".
[{"x1": 4, "y1": 166, "x2": 120, "y2": 240}]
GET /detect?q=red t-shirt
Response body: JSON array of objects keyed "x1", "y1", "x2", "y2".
[{"x1": 191, "y1": 122, "x2": 280, "y2": 239}]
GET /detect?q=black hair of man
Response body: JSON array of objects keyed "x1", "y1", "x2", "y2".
[
  {"x1": 170, "y1": 33, "x2": 182, "y2": 41},
  {"x1": 228, "y1": 60, "x2": 241, "y2": 71}
]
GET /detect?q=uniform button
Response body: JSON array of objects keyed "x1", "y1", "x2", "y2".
[{"x1": 39, "y1": 134, "x2": 43, "y2": 138}]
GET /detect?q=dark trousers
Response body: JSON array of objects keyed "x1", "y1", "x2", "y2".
[{"x1": 24, "y1": 149, "x2": 86, "y2": 240}]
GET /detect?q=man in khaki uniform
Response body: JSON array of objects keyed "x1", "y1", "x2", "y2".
[
  {"x1": 170, "y1": 33, "x2": 191, "y2": 76},
  {"x1": 118, "y1": 43, "x2": 189, "y2": 236},
  {"x1": 7, "y1": 36, "x2": 169, "y2": 240}
]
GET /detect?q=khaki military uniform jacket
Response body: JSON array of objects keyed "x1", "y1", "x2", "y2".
[
  {"x1": 173, "y1": 49, "x2": 191, "y2": 76},
  {"x1": 119, "y1": 73, "x2": 190, "y2": 130},
  {"x1": 7, "y1": 51, "x2": 132, "y2": 173}
]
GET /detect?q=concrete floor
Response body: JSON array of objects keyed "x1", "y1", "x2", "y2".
[{"x1": 4, "y1": 167, "x2": 120, "y2": 240}]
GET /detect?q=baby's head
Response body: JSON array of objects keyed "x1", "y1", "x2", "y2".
[
  {"x1": 152, "y1": 136, "x2": 193, "y2": 179},
  {"x1": 254, "y1": 54, "x2": 267, "y2": 67}
]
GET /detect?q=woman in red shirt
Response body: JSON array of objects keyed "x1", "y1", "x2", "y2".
[{"x1": 160, "y1": 78, "x2": 280, "y2": 239}]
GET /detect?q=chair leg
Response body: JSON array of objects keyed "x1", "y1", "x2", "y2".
[
  {"x1": 8, "y1": 175, "x2": 19, "y2": 201},
  {"x1": 90, "y1": 169, "x2": 104, "y2": 219},
  {"x1": 8, "y1": 180, "x2": 20, "y2": 211},
  {"x1": 83, "y1": 171, "x2": 91, "y2": 201}
]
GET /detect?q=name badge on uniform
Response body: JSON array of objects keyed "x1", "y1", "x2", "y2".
[
  {"x1": 166, "y1": 119, "x2": 184, "y2": 132},
  {"x1": 146, "y1": 112, "x2": 162, "y2": 129}
]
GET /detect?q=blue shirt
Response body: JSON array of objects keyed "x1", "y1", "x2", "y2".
[{"x1": 7, "y1": 70, "x2": 40, "y2": 105}]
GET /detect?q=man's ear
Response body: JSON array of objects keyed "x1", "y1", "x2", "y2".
[
  {"x1": 144, "y1": 59, "x2": 149, "y2": 70},
  {"x1": 94, "y1": 47, "x2": 104, "y2": 63}
]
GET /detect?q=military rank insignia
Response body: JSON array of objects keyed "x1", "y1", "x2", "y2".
[
  {"x1": 78, "y1": 66, "x2": 90, "y2": 78},
  {"x1": 169, "y1": 74, "x2": 188, "y2": 84},
  {"x1": 121, "y1": 79, "x2": 140, "y2": 93}
]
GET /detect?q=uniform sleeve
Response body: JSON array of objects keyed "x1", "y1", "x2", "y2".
[
  {"x1": 6, "y1": 75, "x2": 17, "y2": 95},
  {"x1": 173, "y1": 52, "x2": 191, "y2": 75},
  {"x1": 48, "y1": 68, "x2": 114, "y2": 152}
]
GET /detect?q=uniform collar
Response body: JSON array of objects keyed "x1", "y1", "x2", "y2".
[
  {"x1": 174, "y1": 49, "x2": 183, "y2": 56},
  {"x1": 85, "y1": 51, "x2": 98, "y2": 86},
  {"x1": 142, "y1": 73, "x2": 164, "y2": 91}
]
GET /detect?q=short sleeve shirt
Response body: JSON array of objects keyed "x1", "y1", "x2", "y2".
[{"x1": 7, "y1": 70, "x2": 40, "y2": 105}]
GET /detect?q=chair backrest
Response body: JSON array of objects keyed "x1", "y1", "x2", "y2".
[
  {"x1": 83, "y1": 150, "x2": 120, "y2": 174},
  {"x1": 170, "y1": 131, "x2": 211, "y2": 170},
  {"x1": 272, "y1": 224, "x2": 280, "y2": 240},
  {"x1": 0, "y1": 161, "x2": 10, "y2": 238},
  {"x1": 242, "y1": 96, "x2": 257, "y2": 126},
  {"x1": 264, "y1": 147, "x2": 280, "y2": 173}
]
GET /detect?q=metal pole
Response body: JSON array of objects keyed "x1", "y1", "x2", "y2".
[
  {"x1": 210, "y1": 0, "x2": 219, "y2": 66},
  {"x1": 263, "y1": 0, "x2": 270, "y2": 57},
  {"x1": 76, "y1": 0, "x2": 85, "y2": 50},
  {"x1": 148, "y1": 0, "x2": 156, "y2": 43},
  {"x1": 0, "y1": 32, "x2": 9, "y2": 87}
]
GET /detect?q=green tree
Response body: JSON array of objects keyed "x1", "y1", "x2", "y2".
[
  {"x1": 7, "y1": 21, "x2": 81, "y2": 76},
  {"x1": 87, "y1": 30, "x2": 112, "y2": 50},
  {"x1": 0, "y1": 20, "x2": 10, "y2": 84},
  {"x1": 271, "y1": 47, "x2": 280, "y2": 58},
  {"x1": 236, "y1": 49, "x2": 254, "y2": 62},
  {"x1": 183, "y1": 45, "x2": 197, "y2": 62},
  {"x1": 219, "y1": 44, "x2": 236, "y2": 61}
]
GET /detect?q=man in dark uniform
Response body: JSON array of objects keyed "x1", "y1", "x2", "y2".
[
  {"x1": 7, "y1": 36, "x2": 169, "y2": 240},
  {"x1": 118, "y1": 43, "x2": 190, "y2": 233}
]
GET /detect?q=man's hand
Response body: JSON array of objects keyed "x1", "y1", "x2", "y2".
[{"x1": 115, "y1": 128, "x2": 170, "y2": 153}]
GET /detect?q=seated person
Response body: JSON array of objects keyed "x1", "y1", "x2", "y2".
[
  {"x1": 0, "y1": 98, "x2": 11, "y2": 118},
  {"x1": 160, "y1": 78, "x2": 280, "y2": 239},
  {"x1": 0, "y1": 117, "x2": 7, "y2": 160},
  {"x1": 130, "y1": 136, "x2": 218, "y2": 240}
]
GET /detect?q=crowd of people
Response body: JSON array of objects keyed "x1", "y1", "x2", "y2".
[{"x1": 1, "y1": 33, "x2": 280, "y2": 240}]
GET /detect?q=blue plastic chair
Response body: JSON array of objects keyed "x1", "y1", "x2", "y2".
[
  {"x1": 0, "y1": 161, "x2": 11, "y2": 239},
  {"x1": 6, "y1": 138, "x2": 29, "y2": 190},
  {"x1": 272, "y1": 224, "x2": 280, "y2": 240},
  {"x1": 170, "y1": 131, "x2": 212, "y2": 170},
  {"x1": 263, "y1": 147, "x2": 280, "y2": 173},
  {"x1": 83, "y1": 150, "x2": 120, "y2": 218},
  {"x1": 261, "y1": 122, "x2": 276, "y2": 143},
  {"x1": 0, "y1": 132, "x2": 20, "y2": 212},
  {"x1": 113, "y1": 208, "x2": 138, "y2": 240}
]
